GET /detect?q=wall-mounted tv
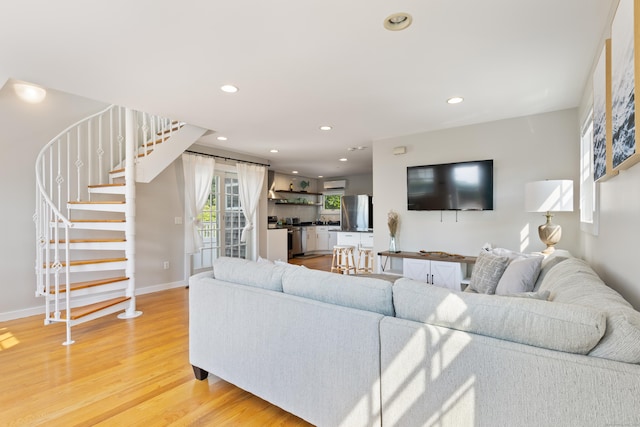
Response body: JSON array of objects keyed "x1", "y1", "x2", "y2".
[{"x1": 407, "y1": 160, "x2": 494, "y2": 211}]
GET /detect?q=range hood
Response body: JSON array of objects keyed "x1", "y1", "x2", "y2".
[{"x1": 323, "y1": 180, "x2": 346, "y2": 190}]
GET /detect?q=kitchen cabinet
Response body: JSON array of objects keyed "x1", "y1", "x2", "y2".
[
  {"x1": 336, "y1": 232, "x2": 374, "y2": 268},
  {"x1": 316, "y1": 226, "x2": 330, "y2": 251},
  {"x1": 302, "y1": 226, "x2": 317, "y2": 253},
  {"x1": 266, "y1": 228, "x2": 288, "y2": 262},
  {"x1": 402, "y1": 258, "x2": 465, "y2": 290}
]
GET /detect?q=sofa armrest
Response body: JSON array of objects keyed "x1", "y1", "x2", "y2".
[{"x1": 379, "y1": 316, "x2": 640, "y2": 427}]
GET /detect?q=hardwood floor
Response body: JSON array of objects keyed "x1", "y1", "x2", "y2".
[
  {"x1": 0, "y1": 288, "x2": 313, "y2": 426},
  {"x1": 288, "y1": 254, "x2": 333, "y2": 271}
]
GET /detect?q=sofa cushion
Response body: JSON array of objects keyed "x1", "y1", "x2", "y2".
[
  {"x1": 213, "y1": 257, "x2": 286, "y2": 292},
  {"x1": 532, "y1": 254, "x2": 570, "y2": 291},
  {"x1": 495, "y1": 254, "x2": 543, "y2": 295},
  {"x1": 282, "y1": 268, "x2": 394, "y2": 316},
  {"x1": 469, "y1": 250, "x2": 510, "y2": 294},
  {"x1": 393, "y1": 277, "x2": 606, "y2": 354},
  {"x1": 538, "y1": 258, "x2": 640, "y2": 364}
]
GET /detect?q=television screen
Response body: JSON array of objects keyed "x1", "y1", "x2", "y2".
[{"x1": 407, "y1": 160, "x2": 493, "y2": 211}]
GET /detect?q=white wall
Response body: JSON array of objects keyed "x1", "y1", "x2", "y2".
[
  {"x1": 582, "y1": 165, "x2": 640, "y2": 309},
  {"x1": 372, "y1": 109, "x2": 580, "y2": 264}
]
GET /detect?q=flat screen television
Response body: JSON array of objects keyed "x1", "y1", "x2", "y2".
[{"x1": 407, "y1": 160, "x2": 494, "y2": 211}]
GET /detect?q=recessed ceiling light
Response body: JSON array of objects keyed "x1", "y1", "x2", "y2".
[
  {"x1": 292, "y1": 170, "x2": 299, "y2": 174},
  {"x1": 447, "y1": 96, "x2": 464, "y2": 104},
  {"x1": 217, "y1": 136, "x2": 228, "y2": 141},
  {"x1": 270, "y1": 149, "x2": 279, "y2": 153},
  {"x1": 318, "y1": 175, "x2": 324, "y2": 178},
  {"x1": 339, "y1": 158, "x2": 348, "y2": 162},
  {"x1": 384, "y1": 12, "x2": 413, "y2": 31},
  {"x1": 13, "y1": 83, "x2": 47, "y2": 103},
  {"x1": 319, "y1": 125, "x2": 332, "y2": 131},
  {"x1": 220, "y1": 84, "x2": 239, "y2": 93}
]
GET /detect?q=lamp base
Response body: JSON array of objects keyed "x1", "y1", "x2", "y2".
[{"x1": 538, "y1": 211, "x2": 561, "y2": 254}]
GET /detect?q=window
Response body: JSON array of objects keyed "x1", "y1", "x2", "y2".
[
  {"x1": 580, "y1": 109, "x2": 599, "y2": 235},
  {"x1": 321, "y1": 192, "x2": 343, "y2": 214}
]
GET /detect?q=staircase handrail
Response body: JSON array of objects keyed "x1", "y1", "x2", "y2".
[{"x1": 34, "y1": 104, "x2": 116, "y2": 226}]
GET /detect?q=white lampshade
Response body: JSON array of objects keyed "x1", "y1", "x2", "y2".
[{"x1": 525, "y1": 180, "x2": 574, "y2": 213}]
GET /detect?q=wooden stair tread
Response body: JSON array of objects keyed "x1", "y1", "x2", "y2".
[
  {"x1": 54, "y1": 296, "x2": 130, "y2": 321},
  {"x1": 45, "y1": 257, "x2": 127, "y2": 268},
  {"x1": 158, "y1": 125, "x2": 182, "y2": 135},
  {"x1": 143, "y1": 137, "x2": 168, "y2": 147},
  {"x1": 68, "y1": 201, "x2": 125, "y2": 205},
  {"x1": 88, "y1": 183, "x2": 125, "y2": 189},
  {"x1": 109, "y1": 168, "x2": 125, "y2": 175},
  {"x1": 70, "y1": 219, "x2": 125, "y2": 223},
  {"x1": 49, "y1": 276, "x2": 129, "y2": 293},
  {"x1": 50, "y1": 238, "x2": 126, "y2": 244}
]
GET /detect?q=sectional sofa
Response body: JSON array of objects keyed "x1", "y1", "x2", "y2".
[{"x1": 189, "y1": 253, "x2": 640, "y2": 427}]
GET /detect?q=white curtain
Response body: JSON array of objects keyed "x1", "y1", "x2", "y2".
[
  {"x1": 182, "y1": 153, "x2": 215, "y2": 254},
  {"x1": 237, "y1": 163, "x2": 266, "y2": 245}
]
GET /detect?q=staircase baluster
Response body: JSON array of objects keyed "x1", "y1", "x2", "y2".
[
  {"x1": 98, "y1": 115, "x2": 103, "y2": 187},
  {"x1": 76, "y1": 126, "x2": 81, "y2": 202},
  {"x1": 88, "y1": 120, "x2": 92, "y2": 200}
]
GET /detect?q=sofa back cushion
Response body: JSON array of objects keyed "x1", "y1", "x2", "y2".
[
  {"x1": 538, "y1": 258, "x2": 640, "y2": 364},
  {"x1": 282, "y1": 268, "x2": 394, "y2": 316},
  {"x1": 213, "y1": 257, "x2": 286, "y2": 292},
  {"x1": 393, "y1": 277, "x2": 606, "y2": 354}
]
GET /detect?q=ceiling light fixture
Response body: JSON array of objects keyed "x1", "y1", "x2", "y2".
[
  {"x1": 319, "y1": 125, "x2": 332, "y2": 131},
  {"x1": 14, "y1": 83, "x2": 47, "y2": 103},
  {"x1": 447, "y1": 96, "x2": 464, "y2": 104},
  {"x1": 217, "y1": 136, "x2": 228, "y2": 141},
  {"x1": 292, "y1": 170, "x2": 299, "y2": 174},
  {"x1": 220, "y1": 84, "x2": 239, "y2": 93},
  {"x1": 318, "y1": 175, "x2": 324, "y2": 178},
  {"x1": 270, "y1": 149, "x2": 279, "y2": 153},
  {"x1": 384, "y1": 12, "x2": 413, "y2": 31},
  {"x1": 339, "y1": 158, "x2": 348, "y2": 162}
]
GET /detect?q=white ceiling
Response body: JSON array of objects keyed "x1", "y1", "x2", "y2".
[{"x1": 0, "y1": 0, "x2": 614, "y2": 178}]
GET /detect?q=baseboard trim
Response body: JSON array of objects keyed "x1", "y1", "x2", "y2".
[{"x1": 0, "y1": 281, "x2": 187, "y2": 322}]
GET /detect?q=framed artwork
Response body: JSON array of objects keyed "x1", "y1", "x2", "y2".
[
  {"x1": 593, "y1": 40, "x2": 617, "y2": 181},
  {"x1": 611, "y1": 0, "x2": 640, "y2": 171}
]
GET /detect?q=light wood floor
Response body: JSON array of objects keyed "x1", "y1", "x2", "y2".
[{"x1": 0, "y1": 287, "x2": 314, "y2": 426}]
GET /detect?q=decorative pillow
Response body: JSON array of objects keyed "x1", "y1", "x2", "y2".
[
  {"x1": 469, "y1": 250, "x2": 510, "y2": 294},
  {"x1": 393, "y1": 278, "x2": 605, "y2": 354},
  {"x1": 495, "y1": 255, "x2": 543, "y2": 295}
]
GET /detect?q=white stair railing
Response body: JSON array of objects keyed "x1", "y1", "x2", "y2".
[{"x1": 34, "y1": 104, "x2": 182, "y2": 343}]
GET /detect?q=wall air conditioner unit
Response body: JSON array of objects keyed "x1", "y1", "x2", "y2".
[{"x1": 323, "y1": 180, "x2": 346, "y2": 190}]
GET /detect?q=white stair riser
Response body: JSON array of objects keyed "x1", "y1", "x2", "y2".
[
  {"x1": 89, "y1": 186, "x2": 126, "y2": 195},
  {"x1": 68, "y1": 203, "x2": 126, "y2": 213},
  {"x1": 51, "y1": 222, "x2": 126, "y2": 231},
  {"x1": 52, "y1": 280, "x2": 129, "y2": 298},
  {"x1": 45, "y1": 261, "x2": 127, "y2": 273},
  {"x1": 65, "y1": 242, "x2": 127, "y2": 251}
]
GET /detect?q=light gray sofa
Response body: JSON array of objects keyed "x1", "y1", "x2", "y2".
[{"x1": 189, "y1": 255, "x2": 640, "y2": 427}]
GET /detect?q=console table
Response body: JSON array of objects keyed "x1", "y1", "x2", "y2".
[{"x1": 377, "y1": 251, "x2": 477, "y2": 290}]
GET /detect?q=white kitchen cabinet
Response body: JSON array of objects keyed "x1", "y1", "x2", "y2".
[
  {"x1": 303, "y1": 226, "x2": 317, "y2": 253},
  {"x1": 336, "y1": 232, "x2": 374, "y2": 267},
  {"x1": 402, "y1": 258, "x2": 464, "y2": 290},
  {"x1": 266, "y1": 228, "x2": 288, "y2": 262},
  {"x1": 316, "y1": 226, "x2": 330, "y2": 251}
]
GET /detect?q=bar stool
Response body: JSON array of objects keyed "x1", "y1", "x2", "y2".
[
  {"x1": 357, "y1": 246, "x2": 374, "y2": 274},
  {"x1": 331, "y1": 245, "x2": 356, "y2": 275}
]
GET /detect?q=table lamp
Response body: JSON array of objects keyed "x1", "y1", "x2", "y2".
[{"x1": 525, "y1": 180, "x2": 574, "y2": 254}]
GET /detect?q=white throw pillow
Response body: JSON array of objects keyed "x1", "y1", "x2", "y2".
[{"x1": 495, "y1": 255, "x2": 543, "y2": 295}]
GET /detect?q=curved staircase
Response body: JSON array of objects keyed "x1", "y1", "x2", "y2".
[{"x1": 35, "y1": 105, "x2": 205, "y2": 344}]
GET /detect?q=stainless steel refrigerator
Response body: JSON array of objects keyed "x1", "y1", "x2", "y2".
[{"x1": 340, "y1": 195, "x2": 373, "y2": 231}]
